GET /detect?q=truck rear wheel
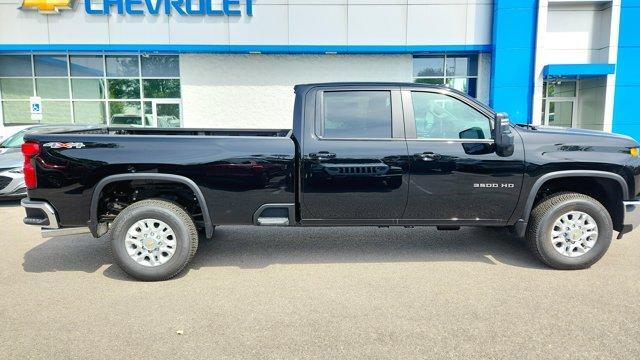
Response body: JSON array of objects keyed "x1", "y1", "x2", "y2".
[
  {"x1": 526, "y1": 192, "x2": 612, "y2": 270},
  {"x1": 110, "y1": 199, "x2": 198, "y2": 281}
]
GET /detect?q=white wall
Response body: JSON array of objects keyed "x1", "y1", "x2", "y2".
[
  {"x1": 180, "y1": 54, "x2": 413, "y2": 128},
  {"x1": 544, "y1": 1, "x2": 612, "y2": 63},
  {"x1": 0, "y1": 0, "x2": 493, "y2": 47},
  {"x1": 477, "y1": 52, "x2": 492, "y2": 105},
  {"x1": 181, "y1": 53, "x2": 492, "y2": 129}
]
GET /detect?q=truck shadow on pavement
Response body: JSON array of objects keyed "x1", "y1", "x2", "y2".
[{"x1": 23, "y1": 226, "x2": 547, "y2": 281}]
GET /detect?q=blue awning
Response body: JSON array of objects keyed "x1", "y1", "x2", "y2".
[{"x1": 543, "y1": 63, "x2": 615, "y2": 79}]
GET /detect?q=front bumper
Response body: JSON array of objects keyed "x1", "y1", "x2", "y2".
[
  {"x1": 621, "y1": 199, "x2": 640, "y2": 237},
  {"x1": 21, "y1": 198, "x2": 89, "y2": 237}
]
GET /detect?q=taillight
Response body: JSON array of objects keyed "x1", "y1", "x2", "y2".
[{"x1": 21, "y1": 141, "x2": 40, "y2": 189}]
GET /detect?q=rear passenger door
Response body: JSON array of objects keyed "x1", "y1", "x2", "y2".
[{"x1": 300, "y1": 87, "x2": 410, "y2": 223}]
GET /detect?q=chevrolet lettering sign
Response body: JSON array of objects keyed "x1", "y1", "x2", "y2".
[{"x1": 21, "y1": 0, "x2": 253, "y2": 16}]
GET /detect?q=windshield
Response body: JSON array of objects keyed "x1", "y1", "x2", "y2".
[{"x1": 0, "y1": 129, "x2": 28, "y2": 148}]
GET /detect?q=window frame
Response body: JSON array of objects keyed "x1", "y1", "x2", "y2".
[
  {"x1": 314, "y1": 87, "x2": 405, "y2": 141},
  {"x1": 401, "y1": 87, "x2": 495, "y2": 143}
]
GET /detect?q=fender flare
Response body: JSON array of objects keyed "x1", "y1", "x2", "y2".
[
  {"x1": 89, "y1": 173, "x2": 214, "y2": 238},
  {"x1": 514, "y1": 170, "x2": 629, "y2": 237}
]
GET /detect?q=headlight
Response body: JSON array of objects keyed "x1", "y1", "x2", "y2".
[
  {"x1": 630, "y1": 147, "x2": 639, "y2": 157},
  {"x1": 8, "y1": 167, "x2": 23, "y2": 174}
]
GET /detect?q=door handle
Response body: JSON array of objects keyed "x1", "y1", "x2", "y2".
[
  {"x1": 309, "y1": 151, "x2": 336, "y2": 160},
  {"x1": 417, "y1": 152, "x2": 439, "y2": 161}
]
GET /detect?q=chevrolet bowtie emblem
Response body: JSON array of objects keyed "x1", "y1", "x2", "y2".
[{"x1": 20, "y1": 0, "x2": 74, "y2": 13}]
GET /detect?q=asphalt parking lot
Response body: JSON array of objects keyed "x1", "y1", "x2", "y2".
[{"x1": 0, "y1": 200, "x2": 639, "y2": 359}]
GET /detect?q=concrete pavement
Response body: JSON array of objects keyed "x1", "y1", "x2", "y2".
[{"x1": 0, "y1": 200, "x2": 639, "y2": 359}]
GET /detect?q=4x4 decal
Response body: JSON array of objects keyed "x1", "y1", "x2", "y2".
[{"x1": 42, "y1": 142, "x2": 85, "y2": 149}]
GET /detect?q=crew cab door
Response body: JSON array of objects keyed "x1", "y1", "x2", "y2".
[
  {"x1": 300, "y1": 86, "x2": 410, "y2": 223},
  {"x1": 400, "y1": 88, "x2": 524, "y2": 224}
]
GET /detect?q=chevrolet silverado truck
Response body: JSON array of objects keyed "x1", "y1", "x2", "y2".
[{"x1": 20, "y1": 83, "x2": 640, "y2": 281}]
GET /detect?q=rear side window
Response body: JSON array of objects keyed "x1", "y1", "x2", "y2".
[{"x1": 322, "y1": 91, "x2": 392, "y2": 139}]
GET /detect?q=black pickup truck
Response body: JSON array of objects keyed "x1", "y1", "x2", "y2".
[{"x1": 20, "y1": 83, "x2": 640, "y2": 280}]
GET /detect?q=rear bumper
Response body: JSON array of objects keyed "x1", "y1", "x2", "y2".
[
  {"x1": 621, "y1": 199, "x2": 640, "y2": 237},
  {"x1": 21, "y1": 198, "x2": 89, "y2": 237},
  {"x1": 21, "y1": 198, "x2": 58, "y2": 228}
]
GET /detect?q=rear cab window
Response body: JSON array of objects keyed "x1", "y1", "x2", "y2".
[{"x1": 320, "y1": 91, "x2": 393, "y2": 139}]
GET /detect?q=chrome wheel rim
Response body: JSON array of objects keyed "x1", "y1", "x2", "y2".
[
  {"x1": 125, "y1": 219, "x2": 177, "y2": 267},
  {"x1": 550, "y1": 211, "x2": 598, "y2": 257}
]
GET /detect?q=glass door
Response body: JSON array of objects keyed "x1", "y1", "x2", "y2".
[
  {"x1": 542, "y1": 80, "x2": 578, "y2": 128},
  {"x1": 144, "y1": 100, "x2": 181, "y2": 128},
  {"x1": 545, "y1": 100, "x2": 576, "y2": 128}
]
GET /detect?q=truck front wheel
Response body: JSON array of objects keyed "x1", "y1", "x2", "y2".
[
  {"x1": 110, "y1": 199, "x2": 199, "y2": 281},
  {"x1": 526, "y1": 192, "x2": 613, "y2": 270}
]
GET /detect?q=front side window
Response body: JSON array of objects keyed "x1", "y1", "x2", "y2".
[
  {"x1": 322, "y1": 91, "x2": 392, "y2": 139},
  {"x1": 411, "y1": 91, "x2": 490, "y2": 140}
]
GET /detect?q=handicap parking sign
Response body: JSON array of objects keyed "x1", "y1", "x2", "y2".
[{"x1": 30, "y1": 96, "x2": 42, "y2": 121}]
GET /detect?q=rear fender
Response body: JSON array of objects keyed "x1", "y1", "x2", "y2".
[{"x1": 89, "y1": 173, "x2": 214, "y2": 238}]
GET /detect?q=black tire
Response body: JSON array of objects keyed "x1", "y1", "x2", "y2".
[
  {"x1": 526, "y1": 192, "x2": 613, "y2": 270},
  {"x1": 110, "y1": 199, "x2": 198, "y2": 281}
]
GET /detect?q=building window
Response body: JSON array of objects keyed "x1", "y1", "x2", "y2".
[
  {"x1": 0, "y1": 54, "x2": 182, "y2": 127},
  {"x1": 413, "y1": 54, "x2": 478, "y2": 97}
]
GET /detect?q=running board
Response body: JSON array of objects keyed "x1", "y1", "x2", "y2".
[
  {"x1": 41, "y1": 227, "x2": 90, "y2": 238},
  {"x1": 256, "y1": 217, "x2": 290, "y2": 226}
]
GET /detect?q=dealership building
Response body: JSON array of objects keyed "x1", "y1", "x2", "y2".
[{"x1": 0, "y1": 0, "x2": 638, "y2": 139}]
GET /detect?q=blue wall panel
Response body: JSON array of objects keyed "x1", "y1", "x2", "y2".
[
  {"x1": 490, "y1": 0, "x2": 538, "y2": 124},
  {"x1": 615, "y1": 47, "x2": 640, "y2": 86},
  {"x1": 613, "y1": 0, "x2": 640, "y2": 140}
]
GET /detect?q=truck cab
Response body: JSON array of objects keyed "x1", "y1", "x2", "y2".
[{"x1": 294, "y1": 84, "x2": 523, "y2": 226}]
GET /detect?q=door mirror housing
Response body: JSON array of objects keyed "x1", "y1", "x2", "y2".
[{"x1": 494, "y1": 112, "x2": 514, "y2": 157}]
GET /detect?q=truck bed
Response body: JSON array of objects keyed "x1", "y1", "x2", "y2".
[{"x1": 24, "y1": 128, "x2": 296, "y2": 228}]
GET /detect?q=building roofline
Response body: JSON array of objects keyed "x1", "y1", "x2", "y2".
[{"x1": 0, "y1": 44, "x2": 492, "y2": 54}]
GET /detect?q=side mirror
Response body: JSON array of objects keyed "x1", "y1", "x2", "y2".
[{"x1": 494, "y1": 112, "x2": 514, "y2": 157}]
